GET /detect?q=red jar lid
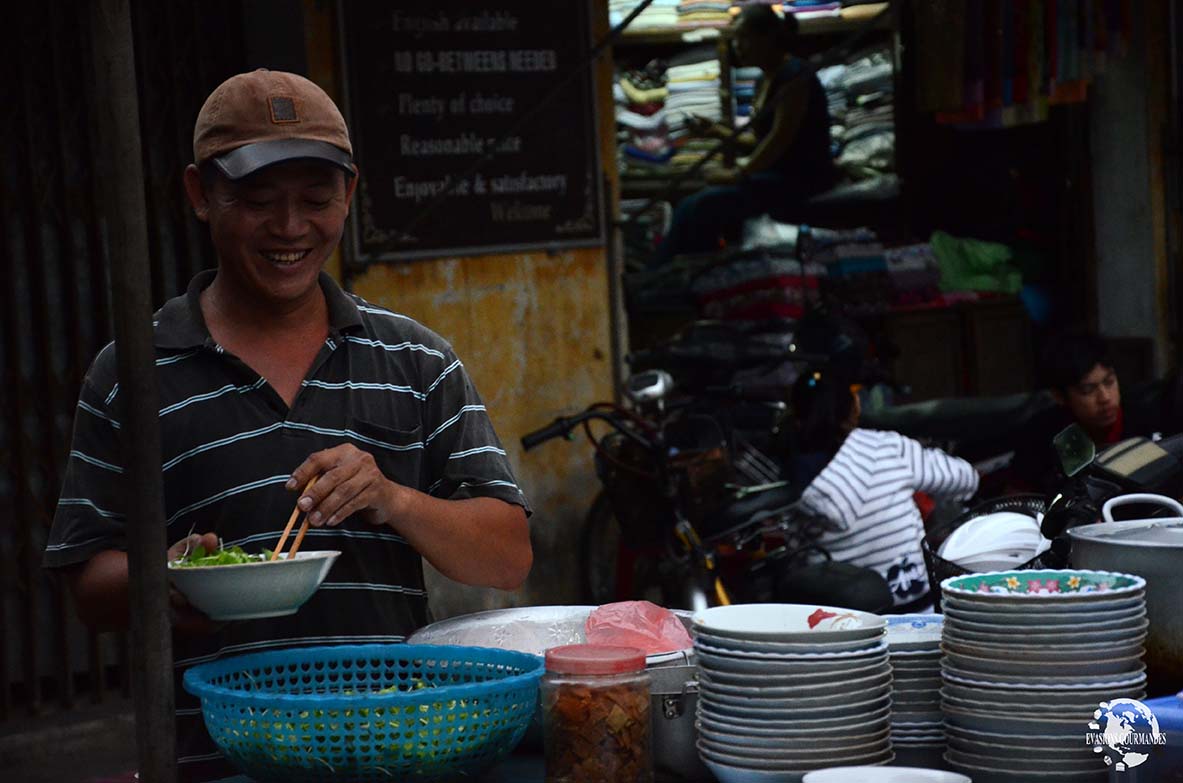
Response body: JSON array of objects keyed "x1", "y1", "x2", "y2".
[{"x1": 545, "y1": 644, "x2": 646, "y2": 675}]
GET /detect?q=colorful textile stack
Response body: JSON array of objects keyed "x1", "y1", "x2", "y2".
[
  {"x1": 732, "y1": 66, "x2": 761, "y2": 125},
  {"x1": 802, "y1": 226, "x2": 892, "y2": 316},
  {"x1": 781, "y1": 0, "x2": 843, "y2": 20},
  {"x1": 690, "y1": 248, "x2": 825, "y2": 321},
  {"x1": 914, "y1": 0, "x2": 1133, "y2": 128},
  {"x1": 609, "y1": 0, "x2": 680, "y2": 29},
  {"x1": 616, "y1": 64, "x2": 673, "y2": 178},
  {"x1": 664, "y1": 47, "x2": 723, "y2": 135},
  {"x1": 677, "y1": 0, "x2": 733, "y2": 27},
  {"x1": 835, "y1": 46, "x2": 895, "y2": 181},
  {"x1": 884, "y1": 243, "x2": 943, "y2": 307}
]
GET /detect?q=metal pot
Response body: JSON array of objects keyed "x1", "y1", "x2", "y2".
[
  {"x1": 648, "y1": 663, "x2": 711, "y2": 782},
  {"x1": 1067, "y1": 493, "x2": 1183, "y2": 693}
]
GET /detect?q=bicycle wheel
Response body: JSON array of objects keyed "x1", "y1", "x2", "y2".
[{"x1": 581, "y1": 491, "x2": 664, "y2": 605}]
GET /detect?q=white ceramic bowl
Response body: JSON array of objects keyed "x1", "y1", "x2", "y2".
[
  {"x1": 700, "y1": 692, "x2": 892, "y2": 722},
  {"x1": 701, "y1": 670, "x2": 893, "y2": 700},
  {"x1": 694, "y1": 604, "x2": 886, "y2": 643},
  {"x1": 942, "y1": 602, "x2": 1146, "y2": 626},
  {"x1": 940, "y1": 661, "x2": 1146, "y2": 689},
  {"x1": 943, "y1": 623, "x2": 1148, "y2": 647},
  {"x1": 939, "y1": 681, "x2": 1146, "y2": 706},
  {"x1": 696, "y1": 639, "x2": 890, "y2": 663},
  {"x1": 698, "y1": 744, "x2": 893, "y2": 772},
  {"x1": 167, "y1": 550, "x2": 339, "y2": 620},
  {"x1": 803, "y1": 766, "x2": 967, "y2": 783},
  {"x1": 942, "y1": 593, "x2": 1145, "y2": 615},
  {"x1": 698, "y1": 712, "x2": 891, "y2": 739},
  {"x1": 698, "y1": 727, "x2": 891, "y2": 755},
  {"x1": 941, "y1": 636, "x2": 1145, "y2": 662},
  {"x1": 700, "y1": 660, "x2": 890, "y2": 686},
  {"x1": 883, "y1": 613, "x2": 944, "y2": 650},
  {"x1": 941, "y1": 647, "x2": 1145, "y2": 678},
  {"x1": 699, "y1": 704, "x2": 894, "y2": 734},
  {"x1": 697, "y1": 630, "x2": 884, "y2": 654},
  {"x1": 697, "y1": 648, "x2": 890, "y2": 676}
]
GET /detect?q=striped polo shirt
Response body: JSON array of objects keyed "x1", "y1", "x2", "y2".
[
  {"x1": 45, "y1": 270, "x2": 529, "y2": 782},
  {"x1": 798, "y1": 429, "x2": 978, "y2": 608}
]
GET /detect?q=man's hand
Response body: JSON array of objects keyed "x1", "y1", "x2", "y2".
[
  {"x1": 685, "y1": 114, "x2": 723, "y2": 139},
  {"x1": 167, "y1": 532, "x2": 223, "y2": 636},
  {"x1": 287, "y1": 444, "x2": 397, "y2": 528},
  {"x1": 705, "y1": 168, "x2": 740, "y2": 185}
]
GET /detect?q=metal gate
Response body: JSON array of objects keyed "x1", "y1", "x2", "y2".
[{"x1": 0, "y1": 0, "x2": 246, "y2": 722}]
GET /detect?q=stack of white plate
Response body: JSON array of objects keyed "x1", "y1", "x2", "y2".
[
  {"x1": 692, "y1": 604, "x2": 894, "y2": 783},
  {"x1": 939, "y1": 569, "x2": 1149, "y2": 783},
  {"x1": 884, "y1": 614, "x2": 945, "y2": 767}
]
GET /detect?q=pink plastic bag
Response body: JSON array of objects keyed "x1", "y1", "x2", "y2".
[{"x1": 584, "y1": 601, "x2": 694, "y2": 655}]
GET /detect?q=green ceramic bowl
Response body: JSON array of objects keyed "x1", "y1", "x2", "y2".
[{"x1": 940, "y1": 569, "x2": 1145, "y2": 601}]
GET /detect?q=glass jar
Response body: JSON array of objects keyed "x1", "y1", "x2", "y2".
[{"x1": 541, "y1": 644, "x2": 652, "y2": 783}]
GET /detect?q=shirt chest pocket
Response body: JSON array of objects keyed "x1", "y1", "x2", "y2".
[{"x1": 349, "y1": 418, "x2": 425, "y2": 490}]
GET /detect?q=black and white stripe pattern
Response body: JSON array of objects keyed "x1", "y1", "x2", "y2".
[
  {"x1": 799, "y1": 429, "x2": 978, "y2": 607},
  {"x1": 45, "y1": 271, "x2": 529, "y2": 782}
]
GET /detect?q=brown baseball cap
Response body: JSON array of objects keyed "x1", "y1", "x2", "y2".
[{"x1": 193, "y1": 69, "x2": 354, "y2": 181}]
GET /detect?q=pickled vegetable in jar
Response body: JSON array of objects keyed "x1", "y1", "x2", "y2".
[{"x1": 542, "y1": 644, "x2": 652, "y2": 783}]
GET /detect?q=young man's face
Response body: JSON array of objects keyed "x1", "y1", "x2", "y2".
[{"x1": 1061, "y1": 363, "x2": 1121, "y2": 435}]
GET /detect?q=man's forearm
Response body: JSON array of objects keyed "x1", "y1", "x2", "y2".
[
  {"x1": 383, "y1": 489, "x2": 532, "y2": 591},
  {"x1": 68, "y1": 549, "x2": 131, "y2": 632}
]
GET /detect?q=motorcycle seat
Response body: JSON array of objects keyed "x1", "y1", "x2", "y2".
[{"x1": 701, "y1": 483, "x2": 802, "y2": 541}]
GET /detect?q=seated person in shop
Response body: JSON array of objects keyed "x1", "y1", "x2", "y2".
[
  {"x1": 44, "y1": 69, "x2": 532, "y2": 783},
  {"x1": 1007, "y1": 333, "x2": 1165, "y2": 497},
  {"x1": 652, "y1": 6, "x2": 837, "y2": 266},
  {"x1": 789, "y1": 368, "x2": 979, "y2": 611}
]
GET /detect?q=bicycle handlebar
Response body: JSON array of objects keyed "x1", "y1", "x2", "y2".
[{"x1": 520, "y1": 409, "x2": 654, "y2": 453}]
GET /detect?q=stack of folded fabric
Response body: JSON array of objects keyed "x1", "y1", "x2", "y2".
[
  {"x1": 816, "y1": 64, "x2": 848, "y2": 159},
  {"x1": 616, "y1": 64, "x2": 673, "y2": 178},
  {"x1": 782, "y1": 0, "x2": 843, "y2": 21},
  {"x1": 609, "y1": 0, "x2": 680, "y2": 29},
  {"x1": 732, "y1": 66, "x2": 761, "y2": 126},
  {"x1": 677, "y1": 0, "x2": 732, "y2": 27},
  {"x1": 664, "y1": 47, "x2": 723, "y2": 141},
  {"x1": 690, "y1": 248, "x2": 826, "y2": 322},
  {"x1": 803, "y1": 226, "x2": 891, "y2": 316},
  {"x1": 884, "y1": 243, "x2": 942, "y2": 307},
  {"x1": 836, "y1": 46, "x2": 895, "y2": 181}
]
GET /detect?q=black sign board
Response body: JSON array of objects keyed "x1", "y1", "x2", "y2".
[{"x1": 339, "y1": 1, "x2": 604, "y2": 263}]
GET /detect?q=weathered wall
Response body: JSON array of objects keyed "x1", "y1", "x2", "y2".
[
  {"x1": 305, "y1": 2, "x2": 618, "y2": 617},
  {"x1": 1090, "y1": 0, "x2": 1173, "y2": 371}
]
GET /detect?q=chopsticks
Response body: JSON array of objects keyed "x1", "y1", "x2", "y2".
[{"x1": 271, "y1": 475, "x2": 318, "y2": 561}]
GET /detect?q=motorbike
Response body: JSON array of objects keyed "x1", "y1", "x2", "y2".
[
  {"x1": 521, "y1": 364, "x2": 895, "y2": 614},
  {"x1": 1039, "y1": 422, "x2": 1183, "y2": 559}
]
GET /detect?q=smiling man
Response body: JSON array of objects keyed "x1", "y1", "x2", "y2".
[{"x1": 45, "y1": 70, "x2": 532, "y2": 782}]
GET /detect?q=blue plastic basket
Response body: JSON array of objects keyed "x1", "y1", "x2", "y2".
[{"x1": 183, "y1": 643, "x2": 544, "y2": 782}]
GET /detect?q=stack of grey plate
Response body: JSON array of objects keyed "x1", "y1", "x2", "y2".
[
  {"x1": 884, "y1": 614, "x2": 945, "y2": 768},
  {"x1": 692, "y1": 604, "x2": 894, "y2": 783},
  {"x1": 939, "y1": 569, "x2": 1149, "y2": 783}
]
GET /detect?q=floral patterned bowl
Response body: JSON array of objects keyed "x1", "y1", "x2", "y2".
[{"x1": 940, "y1": 569, "x2": 1145, "y2": 601}]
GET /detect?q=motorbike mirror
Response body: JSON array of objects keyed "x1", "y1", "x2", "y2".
[
  {"x1": 1053, "y1": 424, "x2": 1096, "y2": 478},
  {"x1": 625, "y1": 369, "x2": 674, "y2": 404}
]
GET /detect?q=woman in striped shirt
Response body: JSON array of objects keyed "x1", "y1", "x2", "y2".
[{"x1": 790, "y1": 369, "x2": 979, "y2": 611}]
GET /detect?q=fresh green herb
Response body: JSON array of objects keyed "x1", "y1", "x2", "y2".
[{"x1": 173, "y1": 544, "x2": 273, "y2": 567}]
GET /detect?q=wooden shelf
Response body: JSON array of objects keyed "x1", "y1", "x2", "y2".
[
  {"x1": 612, "y1": 4, "x2": 891, "y2": 48},
  {"x1": 620, "y1": 177, "x2": 710, "y2": 199}
]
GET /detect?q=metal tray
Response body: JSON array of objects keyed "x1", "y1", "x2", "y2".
[{"x1": 407, "y1": 605, "x2": 695, "y2": 667}]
